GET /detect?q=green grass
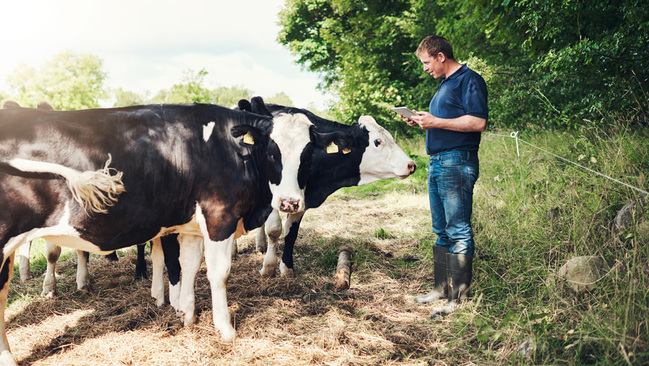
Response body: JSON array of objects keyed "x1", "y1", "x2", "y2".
[
  {"x1": 355, "y1": 122, "x2": 649, "y2": 365},
  {"x1": 462, "y1": 124, "x2": 648, "y2": 365}
]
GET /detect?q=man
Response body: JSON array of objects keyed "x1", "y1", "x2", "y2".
[{"x1": 400, "y1": 35, "x2": 488, "y2": 318}]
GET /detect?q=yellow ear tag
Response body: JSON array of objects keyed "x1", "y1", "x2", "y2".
[
  {"x1": 342, "y1": 148, "x2": 351, "y2": 154},
  {"x1": 326, "y1": 141, "x2": 339, "y2": 154},
  {"x1": 242, "y1": 131, "x2": 255, "y2": 145}
]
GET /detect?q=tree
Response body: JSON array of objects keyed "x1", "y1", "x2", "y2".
[
  {"x1": 266, "y1": 92, "x2": 294, "y2": 107},
  {"x1": 0, "y1": 90, "x2": 10, "y2": 106},
  {"x1": 279, "y1": 0, "x2": 649, "y2": 129},
  {"x1": 211, "y1": 86, "x2": 254, "y2": 108},
  {"x1": 164, "y1": 68, "x2": 213, "y2": 104},
  {"x1": 279, "y1": 0, "x2": 422, "y2": 135},
  {"x1": 112, "y1": 88, "x2": 151, "y2": 107},
  {"x1": 6, "y1": 51, "x2": 107, "y2": 110},
  {"x1": 150, "y1": 69, "x2": 254, "y2": 107}
]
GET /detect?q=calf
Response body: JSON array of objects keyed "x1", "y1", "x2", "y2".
[{"x1": 0, "y1": 98, "x2": 339, "y2": 365}]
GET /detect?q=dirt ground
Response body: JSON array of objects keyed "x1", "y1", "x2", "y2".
[{"x1": 7, "y1": 190, "x2": 467, "y2": 366}]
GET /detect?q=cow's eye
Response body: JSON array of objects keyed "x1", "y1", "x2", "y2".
[
  {"x1": 267, "y1": 151, "x2": 275, "y2": 161},
  {"x1": 374, "y1": 138, "x2": 382, "y2": 147}
]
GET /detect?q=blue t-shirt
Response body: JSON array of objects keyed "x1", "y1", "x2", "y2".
[{"x1": 426, "y1": 64, "x2": 488, "y2": 155}]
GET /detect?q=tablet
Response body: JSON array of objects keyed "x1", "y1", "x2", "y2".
[{"x1": 391, "y1": 106, "x2": 416, "y2": 118}]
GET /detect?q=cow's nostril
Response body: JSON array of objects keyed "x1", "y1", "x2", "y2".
[
  {"x1": 279, "y1": 198, "x2": 301, "y2": 213},
  {"x1": 408, "y1": 162, "x2": 416, "y2": 174}
]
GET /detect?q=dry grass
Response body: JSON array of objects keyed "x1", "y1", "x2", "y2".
[{"x1": 7, "y1": 190, "x2": 478, "y2": 366}]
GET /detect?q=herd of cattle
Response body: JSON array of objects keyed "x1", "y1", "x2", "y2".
[{"x1": 0, "y1": 97, "x2": 415, "y2": 365}]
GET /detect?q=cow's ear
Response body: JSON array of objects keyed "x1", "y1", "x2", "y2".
[
  {"x1": 237, "y1": 99, "x2": 252, "y2": 112},
  {"x1": 37, "y1": 102, "x2": 54, "y2": 110},
  {"x1": 3, "y1": 100, "x2": 21, "y2": 109},
  {"x1": 231, "y1": 124, "x2": 266, "y2": 146},
  {"x1": 250, "y1": 96, "x2": 272, "y2": 117},
  {"x1": 358, "y1": 115, "x2": 379, "y2": 128},
  {"x1": 313, "y1": 130, "x2": 352, "y2": 155}
]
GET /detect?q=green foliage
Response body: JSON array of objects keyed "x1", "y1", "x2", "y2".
[
  {"x1": 5, "y1": 51, "x2": 107, "y2": 110},
  {"x1": 163, "y1": 68, "x2": 213, "y2": 104},
  {"x1": 112, "y1": 88, "x2": 151, "y2": 107},
  {"x1": 278, "y1": 0, "x2": 649, "y2": 130},
  {"x1": 265, "y1": 91, "x2": 294, "y2": 107},
  {"x1": 211, "y1": 85, "x2": 254, "y2": 107}
]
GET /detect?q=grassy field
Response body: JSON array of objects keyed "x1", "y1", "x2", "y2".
[{"x1": 7, "y1": 124, "x2": 649, "y2": 365}]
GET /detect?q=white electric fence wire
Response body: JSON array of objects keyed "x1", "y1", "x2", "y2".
[
  {"x1": 511, "y1": 132, "x2": 527, "y2": 208},
  {"x1": 485, "y1": 132, "x2": 649, "y2": 198}
]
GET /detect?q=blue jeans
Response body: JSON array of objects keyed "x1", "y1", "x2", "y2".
[{"x1": 428, "y1": 150, "x2": 479, "y2": 257}]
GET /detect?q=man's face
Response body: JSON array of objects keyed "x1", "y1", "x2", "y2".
[{"x1": 419, "y1": 52, "x2": 445, "y2": 79}]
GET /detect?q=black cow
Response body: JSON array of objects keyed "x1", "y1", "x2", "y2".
[{"x1": 0, "y1": 98, "x2": 341, "y2": 364}]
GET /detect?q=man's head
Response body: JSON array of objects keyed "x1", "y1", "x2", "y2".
[
  {"x1": 415, "y1": 35, "x2": 454, "y2": 60},
  {"x1": 415, "y1": 35, "x2": 457, "y2": 79}
]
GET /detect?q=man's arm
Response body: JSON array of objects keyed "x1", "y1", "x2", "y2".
[{"x1": 409, "y1": 112, "x2": 486, "y2": 132}]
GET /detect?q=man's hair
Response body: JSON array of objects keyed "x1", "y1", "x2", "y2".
[{"x1": 415, "y1": 35, "x2": 455, "y2": 60}]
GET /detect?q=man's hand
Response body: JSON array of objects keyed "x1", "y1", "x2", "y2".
[
  {"x1": 410, "y1": 111, "x2": 435, "y2": 129},
  {"x1": 399, "y1": 112, "x2": 419, "y2": 127}
]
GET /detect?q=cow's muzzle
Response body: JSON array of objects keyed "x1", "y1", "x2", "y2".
[{"x1": 278, "y1": 197, "x2": 302, "y2": 213}]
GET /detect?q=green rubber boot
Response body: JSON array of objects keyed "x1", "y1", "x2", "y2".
[
  {"x1": 415, "y1": 246, "x2": 449, "y2": 304},
  {"x1": 431, "y1": 253, "x2": 472, "y2": 319}
]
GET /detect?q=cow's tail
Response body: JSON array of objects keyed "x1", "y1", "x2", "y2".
[{"x1": 0, "y1": 154, "x2": 125, "y2": 214}]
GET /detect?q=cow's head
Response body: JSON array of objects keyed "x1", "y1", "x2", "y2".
[
  {"x1": 356, "y1": 115, "x2": 415, "y2": 185},
  {"x1": 243, "y1": 97, "x2": 350, "y2": 214}
]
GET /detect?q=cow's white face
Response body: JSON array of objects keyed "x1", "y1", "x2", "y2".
[
  {"x1": 357, "y1": 115, "x2": 416, "y2": 185},
  {"x1": 267, "y1": 112, "x2": 314, "y2": 213}
]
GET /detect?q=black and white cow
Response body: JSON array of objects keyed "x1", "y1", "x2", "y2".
[
  {"x1": 5, "y1": 101, "x2": 146, "y2": 296},
  {"x1": 0, "y1": 98, "x2": 341, "y2": 365},
  {"x1": 250, "y1": 102, "x2": 416, "y2": 277},
  {"x1": 148, "y1": 102, "x2": 416, "y2": 313}
]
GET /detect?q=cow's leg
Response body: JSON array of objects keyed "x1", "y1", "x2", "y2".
[
  {"x1": 76, "y1": 250, "x2": 90, "y2": 291},
  {"x1": 161, "y1": 235, "x2": 181, "y2": 310},
  {"x1": 279, "y1": 211, "x2": 305, "y2": 277},
  {"x1": 204, "y1": 234, "x2": 236, "y2": 340},
  {"x1": 260, "y1": 210, "x2": 281, "y2": 277},
  {"x1": 0, "y1": 253, "x2": 17, "y2": 365},
  {"x1": 104, "y1": 251, "x2": 118, "y2": 261},
  {"x1": 135, "y1": 243, "x2": 148, "y2": 281},
  {"x1": 42, "y1": 241, "x2": 61, "y2": 297},
  {"x1": 17, "y1": 242, "x2": 31, "y2": 282},
  {"x1": 177, "y1": 234, "x2": 204, "y2": 327},
  {"x1": 231, "y1": 239, "x2": 237, "y2": 259},
  {"x1": 255, "y1": 224, "x2": 267, "y2": 253},
  {"x1": 150, "y1": 238, "x2": 165, "y2": 307}
]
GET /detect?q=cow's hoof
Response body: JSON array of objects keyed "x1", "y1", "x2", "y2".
[
  {"x1": 279, "y1": 262, "x2": 295, "y2": 277},
  {"x1": 178, "y1": 310, "x2": 195, "y2": 326},
  {"x1": 219, "y1": 326, "x2": 236, "y2": 341},
  {"x1": 152, "y1": 296, "x2": 165, "y2": 307},
  {"x1": 77, "y1": 282, "x2": 92, "y2": 292},
  {"x1": 42, "y1": 290, "x2": 55, "y2": 299},
  {"x1": 259, "y1": 265, "x2": 276, "y2": 278},
  {"x1": 0, "y1": 350, "x2": 17, "y2": 366}
]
